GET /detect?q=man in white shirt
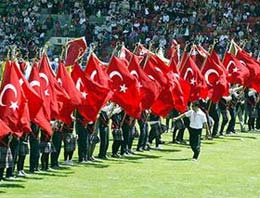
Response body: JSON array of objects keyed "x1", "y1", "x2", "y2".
[{"x1": 173, "y1": 101, "x2": 211, "y2": 160}]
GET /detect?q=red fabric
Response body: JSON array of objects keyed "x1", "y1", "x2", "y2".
[
  {"x1": 0, "y1": 119, "x2": 11, "y2": 138},
  {"x1": 202, "y1": 57, "x2": 229, "y2": 103},
  {"x1": 223, "y1": 52, "x2": 250, "y2": 85},
  {"x1": 128, "y1": 54, "x2": 160, "y2": 110},
  {"x1": 65, "y1": 37, "x2": 87, "y2": 66},
  {"x1": 237, "y1": 50, "x2": 260, "y2": 92},
  {"x1": 85, "y1": 53, "x2": 111, "y2": 89},
  {"x1": 56, "y1": 61, "x2": 82, "y2": 124},
  {"x1": 72, "y1": 63, "x2": 110, "y2": 122},
  {"x1": 107, "y1": 56, "x2": 141, "y2": 118},
  {"x1": 29, "y1": 64, "x2": 52, "y2": 135},
  {"x1": 180, "y1": 56, "x2": 208, "y2": 102},
  {"x1": 13, "y1": 62, "x2": 43, "y2": 120},
  {"x1": 39, "y1": 54, "x2": 70, "y2": 120},
  {"x1": 0, "y1": 62, "x2": 31, "y2": 137}
]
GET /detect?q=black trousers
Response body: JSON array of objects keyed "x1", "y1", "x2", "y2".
[
  {"x1": 17, "y1": 155, "x2": 26, "y2": 171},
  {"x1": 122, "y1": 124, "x2": 131, "y2": 154},
  {"x1": 209, "y1": 104, "x2": 220, "y2": 136},
  {"x1": 64, "y1": 151, "x2": 74, "y2": 161},
  {"x1": 77, "y1": 129, "x2": 87, "y2": 162},
  {"x1": 189, "y1": 127, "x2": 202, "y2": 159},
  {"x1": 226, "y1": 107, "x2": 236, "y2": 133},
  {"x1": 148, "y1": 124, "x2": 160, "y2": 147},
  {"x1": 51, "y1": 131, "x2": 62, "y2": 167},
  {"x1": 6, "y1": 138, "x2": 18, "y2": 177},
  {"x1": 41, "y1": 153, "x2": 49, "y2": 171},
  {"x1": 0, "y1": 168, "x2": 4, "y2": 181},
  {"x1": 98, "y1": 124, "x2": 109, "y2": 158},
  {"x1": 137, "y1": 122, "x2": 148, "y2": 150},
  {"x1": 112, "y1": 140, "x2": 123, "y2": 155},
  {"x1": 248, "y1": 117, "x2": 256, "y2": 130},
  {"x1": 29, "y1": 136, "x2": 40, "y2": 172},
  {"x1": 172, "y1": 127, "x2": 185, "y2": 142},
  {"x1": 219, "y1": 110, "x2": 228, "y2": 135}
]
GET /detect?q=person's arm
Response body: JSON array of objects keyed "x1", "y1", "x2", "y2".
[{"x1": 172, "y1": 112, "x2": 186, "y2": 122}]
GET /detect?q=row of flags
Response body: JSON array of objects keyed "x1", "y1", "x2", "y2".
[{"x1": 0, "y1": 38, "x2": 260, "y2": 139}]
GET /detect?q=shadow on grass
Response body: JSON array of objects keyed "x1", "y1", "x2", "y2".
[
  {"x1": 166, "y1": 158, "x2": 191, "y2": 161},
  {"x1": 202, "y1": 141, "x2": 216, "y2": 144},
  {"x1": 80, "y1": 163, "x2": 110, "y2": 168},
  {"x1": 0, "y1": 190, "x2": 6, "y2": 194},
  {"x1": 23, "y1": 176, "x2": 44, "y2": 180},
  {"x1": 134, "y1": 153, "x2": 162, "y2": 159},
  {"x1": 0, "y1": 183, "x2": 25, "y2": 188}
]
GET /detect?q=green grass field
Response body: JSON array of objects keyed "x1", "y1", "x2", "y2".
[{"x1": 1, "y1": 129, "x2": 260, "y2": 198}]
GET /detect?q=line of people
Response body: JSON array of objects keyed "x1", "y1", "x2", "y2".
[{"x1": 1, "y1": 86, "x2": 260, "y2": 182}]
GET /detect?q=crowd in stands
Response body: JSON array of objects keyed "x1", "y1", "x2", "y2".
[{"x1": 0, "y1": 0, "x2": 259, "y2": 61}]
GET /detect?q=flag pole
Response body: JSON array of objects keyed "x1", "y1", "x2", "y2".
[{"x1": 142, "y1": 40, "x2": 153, "y2": 70}]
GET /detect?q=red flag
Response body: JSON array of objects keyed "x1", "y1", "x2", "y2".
[
  {"x1": 202, "y1": 57, "x2": 229, "y2": 103},
  {"x1": 29, "y1": 63, "x2": 53, "y2": 135},
  {"x1": 191, "y1": 46, "x2": 209, "y2": 69},
  {"x1": 13, "y1": 61, "x2": 43, "y2": 120},
  {"x1": 237, "y1": 50, "x2": 260, "y2": 92},
  {"x1": 107, "y1": 56, "x2": 141, "y2": 118},
  {"x1": 136, "y1": 44, "x2": 149, "y2": 56},
  {"x1": 144, "y1": 55, "x2": 169, "y2": 87},
  {"x1": 72, "y1": 63, "x2": 110, "y2": 122},
  {"x1": 56, "y1": 61, "x2": 82, "y2": 124},
  {"x1": 167, "y1": 39, "x2": 180, "y2": 64},
  {"x1": 85, "y1": 53, "x2": 111, "y2": 88},
  {"x1": 180, "y1": 56, "x2": 208, "y2": 102},
  {"x1": 65, "y1": 37, "x2": 88, "y2": 66},
  {"x1": 0, "y1": 62, "x2": 31, "y2": 137},
  {"x1": 128, "y1": 54, "x2": 160, "y2": 110},
  {"x1": 0, "y1": 119, "x2": 11, "y2": 138},
  {"x1": 39, "y1": 54, "x2": 70, "y2": 120},
  {"x1": 223, "y1": 52, "x2": 250, "y2": 85}
]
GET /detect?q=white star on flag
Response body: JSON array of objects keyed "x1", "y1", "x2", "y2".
[
  {"x1": 233, "y1": 67, "x2": 238, "y2": 73},
  {"x1": 9, "y1": 101, "x2": 19, "y2": 111},
  {"x1": 119, "y1": 84, "x2": 128, "y2": 93},
  {"x1": 138, "y1": 82, "x2": 143, "y2": 88},
  {"x1": 190, "y1": 78, "x2": 196, "y2": 85},
  {"x1": 81, "y1": 91, "x2": 88, "y2": 99}
]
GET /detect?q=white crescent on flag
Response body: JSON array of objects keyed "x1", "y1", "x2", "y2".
[
  {"x1": 30, "y1": 80, "x2": 41, "y2": 88},
  {"x1": 39, "y1": 73, "x2": 49, "y2": 86},
  {"x1": 90, "y1": 70, "x2": 97, "y2": 81},
  {"x1": 154, "y1": 67, "x2": 163, "y2": 74},
  {"x1": 205, "y1": 69, "x2": 219, "y2": 86},
  {"x1": 109, "y1": 71, "x2": 123, "y2": 81},
  {"x1": 226, "y1": 60, "x2": 235, "y2": 72},
  {"x1": 0, "y1": 84, "x2": 18, "y2": 107},
  {"x1": 130, "y1": 70, "x2": 139, "y2": 78},
  {"x1": 184, "y1": 68, "x2": 193, "y2": 80}
]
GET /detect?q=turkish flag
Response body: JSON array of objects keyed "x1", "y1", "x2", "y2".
[
  {"x1": 136, "y1": 44, "x2": 149, "y2": 56},
  {"x1": 167, "y1": 39, "x2": 180, "y2": 64},
  {"x1": 85, "y1": 53, "x2": 111, "y2": 88},
  {"x1": 0, "y1": 62, "x2": 31, "y2": 137},
  {"x1": 65, "y1": 37, "x2": 88, "y2": 66},
  {"x1": 0, "y1": 119, "x2": 11, "y2": 138},
  {"x1": 223, "y1": 52, "x2": 250, "y2": 85},
  {"x1": 28, "y1": 63, "x2": 52, "y2": 135},
  {"x1": 12, "y1": 61, "x2": 43, "y2": 120},
  {"x1": 191, "y1": 46, "x2": 209, "y2": 69},
  {"x1": 56, "y1": 61, "x2": 82, "y2": 124},
  {"x1": 107, "y1": 56, "x2": 141, "y2": 118},
  {"x1": 128, "y1": 54, "x2": 160, "y2": 110},
  {"x1": 39, "y1": 54, "x2": 70, "y2": 120},
  {"x1": 237, "y1": 50, "x2": 260, "y2": 92},
  {"x1": 202, "y1": 57, "x2": 229, "y2": 103},
  {"x1": 72, "y1": 63, "x2": 110, "y2": 122},
  {"x1": 144, "y1": 55, "x2": 169, "y2": 87},
  {"x1": 180, "y1": 56, "x2": 208, "y2": 102}
]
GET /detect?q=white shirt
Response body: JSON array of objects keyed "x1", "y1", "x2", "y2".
[{"x1": 185, "y1": 109, "x2": 207, "y2": 129}]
